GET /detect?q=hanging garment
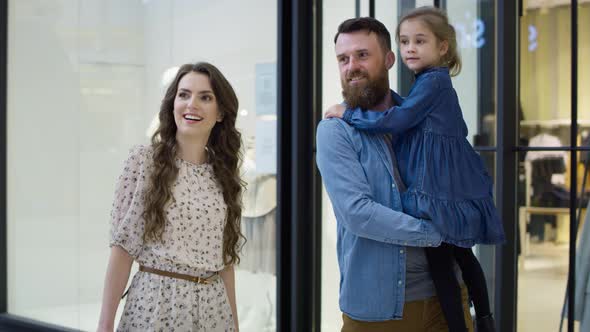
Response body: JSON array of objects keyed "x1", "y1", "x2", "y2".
[
  {"x1": 240, "y1": 209, "x2": 276, "y2": 274},
  {"x1": 525, "y1": 132, "x2": 568, "y2": 163}
]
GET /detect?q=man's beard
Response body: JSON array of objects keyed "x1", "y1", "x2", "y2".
[{"x1": 341, "y1": 68, "x2": 389, "y2": 110}]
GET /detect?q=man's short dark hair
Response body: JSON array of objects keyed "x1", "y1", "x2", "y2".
[{"x1": 334, "y1": 17, "x2": 392, "y2": 52}]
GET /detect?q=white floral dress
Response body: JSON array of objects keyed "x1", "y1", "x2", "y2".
[{"x1": 110, "y1": 145, "x2": 235, "y2": 332}]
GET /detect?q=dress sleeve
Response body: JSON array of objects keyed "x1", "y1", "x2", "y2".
[
  {"x1": 342, "y1": 74, "x2": 442, "y2": 134},
  {"x1": 109, "y1": 145, "x2": 149, "y2": 259}
]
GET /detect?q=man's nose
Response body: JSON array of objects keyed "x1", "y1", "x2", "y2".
[{"x1": 347, "y1": 57, "x2": 360, "y2": 71}]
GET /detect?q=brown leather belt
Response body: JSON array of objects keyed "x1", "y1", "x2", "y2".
[{"x1": 139, "y1": 265, "x2": 220, "y2": 284}]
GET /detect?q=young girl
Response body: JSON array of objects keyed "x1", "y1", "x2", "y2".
[
  {"x1": 97, "y1": 62, "x2": 244, "y2": 332},
  {"x1": 326, "y1": 7, "x2": 503, "y2": 332}
]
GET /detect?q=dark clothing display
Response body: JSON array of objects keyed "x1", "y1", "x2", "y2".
[
  {"x1": 530, "y1": 157, "x2": 567, "y2": 208},
  {"x1": 529, "y1": 155, "x2": 568, "y2": 241}
]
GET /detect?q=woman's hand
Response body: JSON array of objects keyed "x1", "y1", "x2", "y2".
[
  {"x1": 96, "y1": 325, "x2": 114, "y2": 332},
  {"x1": 324, "y1": 104, "x2": 346, "y2": 119}
]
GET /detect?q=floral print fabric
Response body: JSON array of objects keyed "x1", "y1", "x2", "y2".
[{"x1": 110, "y1": 145, "x2": 234, "y2": 332}]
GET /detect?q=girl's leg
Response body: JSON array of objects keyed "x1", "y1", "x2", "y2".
[
  {"x1": 453, "y1": 247, "x2": 491, "y2": 318},
  {"x1": 453, "y1": 247, "x2": 496, "y2": 332},
  {"x1": 425, "y1": 243, "x2": 467, "y2": 332}
]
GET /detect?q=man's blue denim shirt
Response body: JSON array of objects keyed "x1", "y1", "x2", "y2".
[{"x1": 316, "y1": 117, "x2": 443, "y2": 321}]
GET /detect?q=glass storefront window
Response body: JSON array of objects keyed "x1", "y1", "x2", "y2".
[
  {"x1": 447, "y1": 0, "x2": 496, "y2": 147},
  {"x1": 517, "y1": 151, "x2": 582, "y2": 331},
  {"x1": 518, "y1": 3, "x2": 590, "y2": 331},
  {"x1": 519, "y1": 3, "x2": 590, "y2": 146},
  {"x1": 7, "y1": 1, "x2": 277, "y2": 331}
]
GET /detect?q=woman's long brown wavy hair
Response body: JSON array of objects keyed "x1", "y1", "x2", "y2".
[{"x1": 142, "y1": 62, "x2": 245, "y2": 265}]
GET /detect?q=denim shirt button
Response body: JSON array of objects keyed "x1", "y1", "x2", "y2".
[
  {"x1": 399, "y1": 249, "x2": 404, "y2": 254},
  {"x1": 398, "y1": 281, "x2": 403, "y2": 286}
]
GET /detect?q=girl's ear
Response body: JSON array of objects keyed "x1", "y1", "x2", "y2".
[{"x1": 439, "y1": 40, "x2": 449, "y2": 57}]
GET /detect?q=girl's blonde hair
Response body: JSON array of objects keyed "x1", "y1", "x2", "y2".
[{"x1": 395, "y1": 6, "x2": 462, "y2": 76}]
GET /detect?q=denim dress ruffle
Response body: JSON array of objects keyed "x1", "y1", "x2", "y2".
[{"x1": 343, "y1": 67, "x2": 505, "y2": 248}]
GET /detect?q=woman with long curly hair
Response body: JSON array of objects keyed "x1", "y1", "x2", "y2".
[{"x1": 97, "y1": 62, "x2": 245, "y2": 332}]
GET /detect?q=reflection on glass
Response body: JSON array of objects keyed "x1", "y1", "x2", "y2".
[{"x1": 447, "y1": 0, "x2": 496, "y2": 147}]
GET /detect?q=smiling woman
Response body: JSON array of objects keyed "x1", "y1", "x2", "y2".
[
  {"x1": 173, "y1": 72, "x2": 224, "y2": 145},
  {"x1": 97, "y1": 62, "x2": 245, "y2": 332}
]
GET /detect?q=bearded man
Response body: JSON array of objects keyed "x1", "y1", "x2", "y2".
[{"x1": 316, "y1": 17, "x2": 472, "y2": 332}]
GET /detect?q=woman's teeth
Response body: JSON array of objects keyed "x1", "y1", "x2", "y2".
[{"x1": 184, "y1": 114, "x2": 203, "y2": 121}]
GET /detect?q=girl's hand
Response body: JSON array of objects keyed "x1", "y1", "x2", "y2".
[{"x1": 324, "y1": 104, "x2": 346, "y2": 119}]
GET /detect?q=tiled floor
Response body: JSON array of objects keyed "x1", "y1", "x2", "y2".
[{"x1": 518, "y1": 242, "x2": 581, "y2": 332}]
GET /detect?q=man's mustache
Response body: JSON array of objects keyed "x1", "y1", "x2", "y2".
[{"x1": 345, "y1": 70, "x2": 368, "y2": 81}]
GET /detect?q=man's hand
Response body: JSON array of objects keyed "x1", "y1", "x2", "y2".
[{"x1": 324, "y1": 104, "x2": 346, "y2": 119}]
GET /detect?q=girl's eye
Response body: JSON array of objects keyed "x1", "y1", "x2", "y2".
[
  {"x1": 202, "y1": 95, "x2": 213, "y2": 101},
  {"x1": 400, "y1": 40, "x2": 408, "y2": 45},
  {"x1": 178, "y1": 92, "x2": 188, "y2": 98}
]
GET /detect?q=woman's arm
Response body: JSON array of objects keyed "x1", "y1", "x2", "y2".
[
  {"x1": 97, "y1": 246, "x2": 134, "y2": 332},
  {"x1": 220, "y1": 265, "x2": 239, "y2": 331}
]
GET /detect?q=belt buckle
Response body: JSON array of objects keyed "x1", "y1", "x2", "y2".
[{"x1": 191, "y1": 276, "x2": 209, "y2": 284}]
